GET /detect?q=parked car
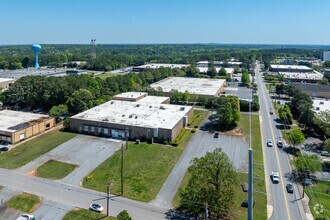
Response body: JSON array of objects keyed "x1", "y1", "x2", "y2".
[
  {"x1": 0, "y1": 147, "x2": 9, "y2": 152},
  {"x1": 270, "y1": 111, "x2": 273, "y2": 115},
  {"x1": 286, "y1": 184, "x2": 294, "y2": 193},
  {"x1": 16, "y1": 214, "x2": 35, "y2": 220},
  {"x1": 277, "y1": 141, "x2": 283, "y2": 148},
  {"x1": 267, "y1": 139, "x2": 273, "y2": 147},
  {"x1": 271, "y1": 171, "x2": 280, "y2": 183},
  {"x1": 89, "y1": 203, "x2": 104, "y2": 213},
  {"x1": 214, "y1": 132, "x2": 219, "y2": 138}
]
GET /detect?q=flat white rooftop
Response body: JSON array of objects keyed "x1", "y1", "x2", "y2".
[
  {"x1": 313, "y1": 99, "x2": 330, "y2": 113},
  {"x1": 271, "y1": 64, "x2": 312, "y2": 71},
  {"x1": 0, "y1": 110, "x2": 50, "y2": 132},
  {"x1": 71, "y1": 100, "x2": 192, "y2": 130},
  {"x1": 196, "y1": 61, "x2": 242, "y2": 65},
  {"x1": 0, "y1": 78, "x2": 15, "y2": 83},
  {"x1": 134, "y1": 63, "x2": 189, "y2": 69},
  {"x1": 150, "y1": 77, "x2": 225, "y2": 96},
  {"x1": 279, "y1": 71, "x2": 323, "y2": 80},
  {"x1": 113, "y1": 92, "x2": 147, "y2": 100},
  {"x1": 139, "y1": 95, "x2": 169, "y2": 104}
]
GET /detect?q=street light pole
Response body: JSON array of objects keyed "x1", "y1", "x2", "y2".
[
  {"x1": 121, "y1": 143, "x2": 124, "y2": 195},
  {"x1": 106, "y1": 181, "x2": 111, "y2": 216}
]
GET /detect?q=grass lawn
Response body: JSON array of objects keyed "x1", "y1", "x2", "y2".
[
  {"x1": 0, "y1": 130, "x2": 77, "y2": 169},
  {"x1": 62, "y1": 208, "x2": 117, "y2": 220},
  {"x1": 83, "y1": 110, "x2": 208, "y2": 202},
  {"x1": 190, "y1": 110, "x2": 209, "y2": 128},
  {"x1": 305, "y1": 180, "x2": 330, "y2": 220},
  {"x1": 5, "y1": 193, "x2": 40, "y2": 213},
  {"x1": 36, "y1": 159, "x2": 77, "y2": 179},
  {"x1": 95, "y1": 73, "x2": 117, "y2": 79},
  {"x1": 172, "y1": 114, "x2": 267, "y2": 220}
]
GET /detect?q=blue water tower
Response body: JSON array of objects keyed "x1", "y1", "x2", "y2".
[{"x1": 31, "y1": 44, "x2": 42, "y2": 68}]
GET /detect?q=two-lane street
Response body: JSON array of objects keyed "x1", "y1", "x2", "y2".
[{"x1": 255, "y1": 61, "x2": 306, "y2": 220}]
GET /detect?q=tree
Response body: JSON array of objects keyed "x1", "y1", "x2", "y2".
[
  {"x1": 218, "y1": 67, "x2": 227, "y2": 77},
  {"x1": 293, "y1": 154, "x2": 322, "y2": 174},
  {"x1": 21, "y1": 56, "x2": 30, "y2": 68},
  {"x1": 207, "y1": 66, "x2": 217, "y2": 78},
  {"x1": 287, "y1": 130, "x2": 305, "y2": 148},
  {"x1": 179, "y1": 148, "x2": 238, "y2": 218},
  {"x1": 298, "y1": 108, "x2": 315, "y2": 130},
  {"x1": 117, "y1": 210, "x2": 132, "y2": 220},
  {"x1": 241, "y1": 70, "x2": 250, "y2": 85},
  {"x1": 325, "y1": 139, "x2": 330, "y2": 152},
  {"x1": 319, "y1": 78, "x2": 329, "y2": 85},
  {"x1": 278, "y1": 105, "x2": 293, "y2": 125},
  {"x1": 49, "y1": 104, "x2": 68, "y2": 118},
  {"x1": 67, "y1": 89, "x2": 94, "y2": 114}
]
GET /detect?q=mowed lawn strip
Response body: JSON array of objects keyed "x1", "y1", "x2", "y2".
[
  {"x1": 0, "y1": 130, "x2": 77, "y2": 169},
  {"x1": 5, "y1": 193, "x2": 40, "y2": 213},
  {"x1": 63, "y1": 208, "x2": 117, "y2": 220},
  {"x1": 83, "y1": 110, "x2": 208, "y2": 202},
  {"x1": 305, "y1": 180, "x2": 330, "y2": 219},
  {"x1": 36, "y1": 159, "x2": 77, "y2": 180}
]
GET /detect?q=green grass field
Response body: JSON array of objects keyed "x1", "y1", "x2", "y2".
[
  {"x1": 62, "y1": 208, "x2": 117, "y2": 220},
  {"x1": 95, "y1": 73, "x2": 117, "y2": 79},
  {"x1": 171, "y1": 114, "x2": 267, "y2": 220},
  {"x1": 36, "y1": 159, "x2": 77, "y2": 180},
  {"x1": 5, "y1": 193, "x2": 40, "y2": 213},
  {"x1": 305, "y1": 180, "x2": 330, "y2": 220},
  {"x1": 0, "y1": 130, "x2": 77, "y2": 169},
  {"x1": 83, "y1": 110, "x2": 208, "y2": 202},
  {"x1": 190, "y1": 110, "x2": 209, "y2": 128}
]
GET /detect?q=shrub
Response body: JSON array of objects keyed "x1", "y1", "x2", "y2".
[
  {"x1": 172, "y1": 140, "x2": 179, "y2": 146},
  {"x1": 191, "y1": 128, "x2": 196, "y2": 133}
]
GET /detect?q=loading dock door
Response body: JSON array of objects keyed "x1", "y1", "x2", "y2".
[{"x1": 20, "y1": 133, "x2": 25, "y2": 140}]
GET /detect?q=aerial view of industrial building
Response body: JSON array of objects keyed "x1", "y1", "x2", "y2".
[
  {"x1": 150, "y1": 77, "x2": 226, "y2": 97},
  {"x1": 0, "y1": 110, "x2": 55, "y2": 144},
  {"x1": 70, "y1": 92, "x2": 192, "y2": 141},
  {"x1": 132, "y1": 63, "x2": 189, "y2": 72}
]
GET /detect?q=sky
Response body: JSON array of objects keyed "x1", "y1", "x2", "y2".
[{"x1": 1, "y1": 0, "x2": 330, "y2": 45}]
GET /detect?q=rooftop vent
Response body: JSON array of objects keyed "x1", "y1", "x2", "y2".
[
  {"x1": 122, "y1": 114, "x2": 125, "y2": 117},
  {"x1": 135, "y1": 116, "x2": 138, "y2": 119},
  {"x1": 160, "y1": 106, "x2": 165, "y2": 110},
  {"x1": 180, "y1": 107, "x2": 185, "y2": 111},
  {"x1": 129, "y1": 115, "x2": 133, "y2": 118},
  {"x1": 110, "y1": 101, "x2": 114, "y2": 104}
]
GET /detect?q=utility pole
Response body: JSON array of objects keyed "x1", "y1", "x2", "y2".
[
  {"x1": 106, "y1": 181, "x2": 111, "y2": 216},
  {"x1": 204, "y1": 204, "x2": 209, "y2": 220},
  {"x1": 121, "y1": 143, "x2": 124, "y2": 195}
]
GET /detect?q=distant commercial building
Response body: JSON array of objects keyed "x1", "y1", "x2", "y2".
[
  {"x1": 66, "y1": 70, "x2": 79, "y2": 75},
  {"x1": 322, "y1": 51, "x2": 330, "y2": 61},
  {"x1": 279, "y1": 71, "x2": 324, "y2": 83},
  {"x1": 324, "y1": 69, "x2": 330, "y2": 80},
  {"x1": 0, "y1": 110, "x2": 55, "y2": 144},
  {"x1": 0, "y1": 78, "x2": 16, "y2": 90},
  {"x1": 313, "y1": 99, "x2": 330, "y2": 113},
  {"x1": 132, "y1": 63, "x2": 189, "y2": 72},
  {"x1": 270, "y1": 64, "x2": 312, "y2": 72},
  {"x1": 293, "y1": 83, "x2": 330, "y2": 99},
  {"x1": 113, "y1": 92, "x2": 170, "y2": 104},
  {"x1": 150, "y1": 77, "x2": 226, "y2": 97},
  {"x1": 70, "y1": 96, "x2": 193, "y2": 142},
  {"x1": 197, "y1": 67, "x2": 234, "y2": 78},
  {"x1": 196, "y1": 61, "x2": 242, "y2": 68}
]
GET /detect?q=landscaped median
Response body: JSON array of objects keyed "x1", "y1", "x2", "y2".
[
  {"x1": 0, "y1": 130, "x2": 77, "y2": 169},
  {"x1": 5, "y1": 192, "x2": 40, "y2": 213},
  {"x1": 172, "y1": 114, "x2": 267, "y2": 220},
  {"x1": 36, "y1": 159, "x2": 77, "y2": 180},
  {"x1": 83, "y1": 110, "x2": 208, "y2": 202}
]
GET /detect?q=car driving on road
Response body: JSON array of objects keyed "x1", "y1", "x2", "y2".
[
  {"x1": 277, "y1": 140, "x2": 283, "y2": 148},
  {"x1": 286, "y1": 184, "x2": 294, "y2": 193},
  {"x1": 267, "y1": 139, "x2": 273, "y2": 147},
  {"x1": 271, "y1": 171, "x2": 280, "y2": 184},
  {"x1": 89, "y1": 203, "x2": 104, "y2": 212}
]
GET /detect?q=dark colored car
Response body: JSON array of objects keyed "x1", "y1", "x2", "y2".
[
  {"x1": 0, "y1": 147, "x2": 9, "y2": 152},
  {"x1": 277, "y1": 141, "x2": 283, "y2": 148},
  {"x1": 214, "y1": 132, "x2": 219, "y2": 138},
  {"x1": 286, "y1": 184, "x2": 294, "y2": 193},
  {"x1": 270, "y1": 111, "x2": 273, "y2": 115}
]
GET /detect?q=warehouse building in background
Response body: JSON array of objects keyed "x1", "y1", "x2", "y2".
[
  {"x1": 70, "y1": 92, "x2": 192, "y2": 141},
  {"x1": 322, "y1": 51, "x2": 330, "y2": 61},
  {"x1": 150, "y1": 77, "x2": 226, "y2": 97},
  {"x1": 0, "y1": 110, "x2": 55, "y2": 144},
  {"x1": 132, "y1": 63, "x2": 189, "y2": 72}
]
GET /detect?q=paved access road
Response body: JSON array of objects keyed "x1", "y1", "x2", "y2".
[
  {"x1": 255, "y1": 61, "x2": 306, "y2": 220},
  {"x1": 0, "y1": 168, "x2": 168, "y2": 220}
]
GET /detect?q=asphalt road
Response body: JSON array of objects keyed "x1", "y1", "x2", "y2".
[
  {"x1": 255, "y1": 62, "x2": 306, "y2": 220},
  {"x1": 0, "y1": 168, "x2": 168, "y2": 220},
  {"x1": 32, "y1": 198, "x2": 73, "y2": 220},
  {"x1": 151, "y1": 113, "x2": 248, "y2": 208}
]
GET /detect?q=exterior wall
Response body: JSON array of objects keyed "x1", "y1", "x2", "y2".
[
  {"x1": 271, "y1": 67, "x2": 311, "y2": 73},
  {"x1": 1, "y1": 118, "x2": 55, "y2": 144},
  {"x1": 113, "y1": 93, "x2": 147, "y2": 102},
  {"x1": 70, "y1": 107, "x2": 194, "y2": 142},
  {"x1": 0, "y1": 80, "x2": 15, "y2": 89}
]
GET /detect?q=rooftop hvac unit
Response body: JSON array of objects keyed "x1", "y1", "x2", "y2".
[{"x1": 180, "y1": 107, "x2": 185, "y2": 111}]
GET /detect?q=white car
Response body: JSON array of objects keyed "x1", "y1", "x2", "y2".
[
  {"x1": 89, "y1": 203, "x2": 104, "y2": 212},
  {"x1": 267, "y1": 139, "x2": 273, "y2": 147},
  {"x1": 16, "y1": 214, "x2": 35, "y2": 220},
  {"x1": 271, "y1": 171, "x2": 280, "y2": 183}
]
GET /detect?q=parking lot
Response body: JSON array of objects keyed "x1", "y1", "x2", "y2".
[
  {"x1": 224, "y1": 86, "x2": 253, "y2": 101},
  {"x1": 17, "y1": 135, "x2": 122, "y2": 185}
]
